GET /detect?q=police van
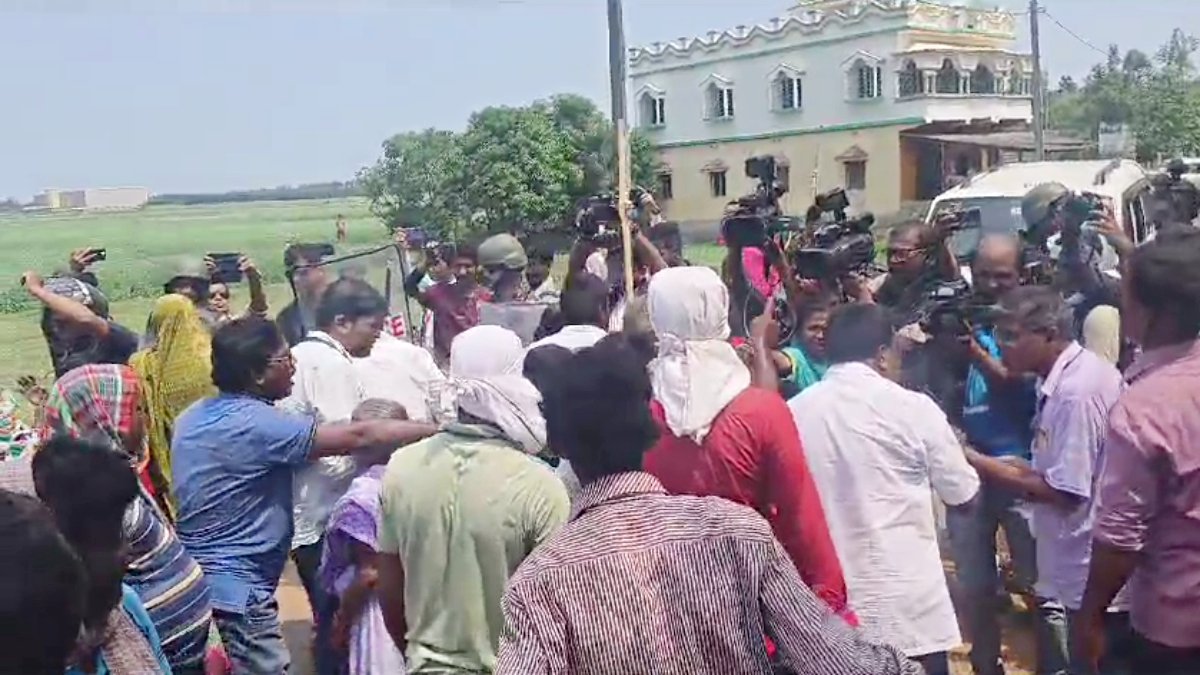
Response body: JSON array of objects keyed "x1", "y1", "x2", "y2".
[{"x1": 924, "y1": 159, "x2": 1154, "y2": 268}]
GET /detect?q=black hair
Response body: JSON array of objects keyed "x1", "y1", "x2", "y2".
[
  {"x1": 431, "y1": 242, "x2": 458, "y2": 265},
  {"x1": 0, "y1": 490, "x2": 86, "y2": 675},
  {"x1": 619, "y1": 330, "x2": 658, "y2": 369},
  {"x1": 211, "y1": 316, "x2": 286, "y2": 393},
  {"x1": 523, "y1": 344, "x2": 573, "y2": 395},
  {"x1": 284, "y1": 242, "x2": 330, "y2": 270},
  {"x1": 32, "y1": 435, "x2": 138, "y2": 651},
  {"x1": 825, "y1": 303, "x2": 895, "y2": 364},
  {"x1": 526, "y1": 246, "x2": 554, "y2": 266},
  {"x1": 532, "y1": 308, "x2": 565, "y2": 342},
  {"x1": 541, "y1": 333, "x2": 659, "y2": 480},
  {"x1": 560, "y1": 272, "x2": 609, "y2": 327},
  {"x1": 314, "y1": 277, "x2": 389, "y2": 329},
  {"x1": 32, "y1": 434, "x2": 138, "y2": 551},
  {"x1": 1129, "y1": 226, "x2": 1200, "y2": 338},
  {"x1": 454, "y1": 238, "x2": 480, "y2": 263},
  {"x1": 796, "y1": 291, "x2": 839, "y2": 327}
]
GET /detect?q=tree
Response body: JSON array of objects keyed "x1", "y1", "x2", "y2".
[
  {"x1": 359, "y1": 93, "x2": 661, "y2": 239},
  {"x1": 356, "y1": 129, "x2": 466, "y2": 239},
  {"x1": 536, "y1": 94, "x2": 659, "y2": 203},
  {"x1": 1132, "y1": 30, "x2": 1200, "y2": 159},
  {"x1": 458, "y1": 105, "x2": 578, "y2": 232},
  {"x1": 1046, "y1": 32, "x2": 1200, "y2": 161}
]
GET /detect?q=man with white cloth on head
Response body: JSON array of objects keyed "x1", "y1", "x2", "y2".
[
  {"x1": 637, "y1": 266, "x2": 855, "y2": 623},
  {"x1": 375, "y1": 325, "x2": 570, "y2": 675}
]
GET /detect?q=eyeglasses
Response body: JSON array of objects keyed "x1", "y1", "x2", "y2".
[
  {"x1": 267, "y1": 352, "x2": 294, "y2": 368},
  {"x1": 210, "y1": 292, "x2": 229, "y2": 300}
]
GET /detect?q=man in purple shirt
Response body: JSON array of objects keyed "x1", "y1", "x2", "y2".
[
  {"x1": 962, "y1": 286, "x2": 1128, "y2": 674},
  {"x1": 1076, "y1": 227, "x2": 1200, "y2": 674}
]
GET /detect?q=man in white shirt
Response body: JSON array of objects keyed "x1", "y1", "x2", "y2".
[
  {"x1": 525, "y1": 273, "x2": 610, "y2": 355},
  {"x1": 281, "y1": 276, "x2": 387, "y2": 675},
  {"x1": 357, "y1": 332, "x2": 445, "y2": 422},
  {"x1": 788, "y1": 303, "x2": 980, "y2": 675}
]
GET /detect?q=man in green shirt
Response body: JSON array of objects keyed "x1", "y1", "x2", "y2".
[{"x1": 376, "y1": 325, "x2": 570, "y2": 673}]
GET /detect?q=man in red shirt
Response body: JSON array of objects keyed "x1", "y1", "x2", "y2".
[{"x1": 640, "y1": 266, "x2": 852, "y2": 621}]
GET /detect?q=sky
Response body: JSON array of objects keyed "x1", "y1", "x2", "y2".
[{"x1": 0, "y1": 0, "x2": 1190, "y2": 197}]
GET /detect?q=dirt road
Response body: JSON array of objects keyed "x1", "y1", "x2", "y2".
[{"x1": 275, "y1": 563, "x2": 1036, "y2": 675}]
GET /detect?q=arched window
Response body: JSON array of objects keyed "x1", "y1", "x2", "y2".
[
  {"x1": 970, "y1": 64, "x2": 995, "y2": 94},
  {"x1": 639, "y1": 92, "x2": 666, "y2": 126},
  {"x1": 935, "y1": 59, "x2": 960, "y2": 94},
  {"x1": 898, "y1": 59, "x2": 923, "y2": 97},
  {"x1": 704, "y1": 82, "x2": 734, "y2": 119},
  {"x1": 773, "y1": 70, "x2": 803, "y2": 110}
]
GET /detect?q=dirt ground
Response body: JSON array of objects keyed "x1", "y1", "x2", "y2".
[{"x1": 275, "y1": 561, "x2": 1036, "y2": 675}]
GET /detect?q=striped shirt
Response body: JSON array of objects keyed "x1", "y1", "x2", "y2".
[
  {"x1": 496, "y1": 472, "x2": 923, "y2": 675},
  {"x1": 0, "y1": 454, "x2": 213, "y2": 671}
]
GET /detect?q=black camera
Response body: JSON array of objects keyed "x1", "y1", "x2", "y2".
[
  {"x1": 791, "y1": 188, "x2": 876, "y2": 281},
  {"x1": 574, "y1": 188, "x2": 650, "y2": 246},
  {"x1": 909, "y1": 278, "x2": 996, "y2": 338},
  {"x1": 720, "y1": 155, "x2": 790, "y2": 250}
]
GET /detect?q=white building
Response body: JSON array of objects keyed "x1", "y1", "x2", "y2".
[
  {"x1": 630, "y1": 0, "x2": 1048, "y2": 225},
  {"x1": 32, "y1": 186, "x2": 150, "y2": 211}
]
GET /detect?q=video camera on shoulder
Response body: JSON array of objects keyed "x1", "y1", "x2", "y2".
[
  {"x1": 790, "y1": 187, "x2": 877, "y2": 281},
  {"x1": 574, "y1": 187, "x2": 653, "y2": 247},
  {"x1": 720, "y1": 155, "x2": 793, "y2": 249}
]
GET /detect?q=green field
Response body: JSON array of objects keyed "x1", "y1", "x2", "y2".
[
  {"x1": 0, "y1": 199, "x2": 384, "y2": 391},
  {"x1": 0, "y1": 198, "x2": 724, "y2": 404}
]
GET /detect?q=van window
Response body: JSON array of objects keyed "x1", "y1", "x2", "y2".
[
  {"x1": 932, "y1": 196, "x2": 1027, "y2": 260},
  {"x1": 1127, "y1": 189, "x2": 1151, "y2": 243}
]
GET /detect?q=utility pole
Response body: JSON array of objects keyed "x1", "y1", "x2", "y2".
[
  {"x1": 1029, "y1": 0, "x2": 1046, "y2": 161},
  {"x1": 606, "y1": 0, "x2": 635, "y2": 300}
]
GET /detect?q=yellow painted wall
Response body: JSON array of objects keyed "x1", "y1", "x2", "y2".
[{"x1": 657, "y1": 123, "x2": 908, "y2": 224}]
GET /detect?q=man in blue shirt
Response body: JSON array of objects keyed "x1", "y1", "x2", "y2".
[
  {"x1": 172, "y1": 316, "x2": 435, "y2": 674},
  {"x1": 949, "y1": 234, "x2": 1051, "y2": 675}
]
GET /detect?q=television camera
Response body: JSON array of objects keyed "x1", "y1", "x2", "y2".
[
  {"x1": 790, "y1": 187, "x2": 877, "y2": 281},
  {"x1": 574, "y1": 186, "x2": 654, "y2": 246},
  {"x1": 719, "y1": 155, "x2": 795, "y2": 249}
]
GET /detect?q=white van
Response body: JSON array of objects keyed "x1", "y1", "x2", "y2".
[{"x1": 925, "y1": 159, "x2": 1154, "y2": 263}]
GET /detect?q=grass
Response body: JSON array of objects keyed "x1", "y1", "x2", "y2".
[{"x1": 0, "y1": 197, "x2": 725, "y2": 410}]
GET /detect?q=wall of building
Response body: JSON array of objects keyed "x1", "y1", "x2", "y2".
[
  {"x1": 83, "y1": 186, "x2": 150, "y2": 210},
  {"x1": 658, "y1": 121, "x2": 906, "y2": 223},
  {"x1": 631, "y1": 1, "x2": 1032, "y2": 224}
]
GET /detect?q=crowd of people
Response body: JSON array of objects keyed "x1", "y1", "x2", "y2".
[{"x1": 1, "y1": 181, "x2": 1198, "y2": 675}]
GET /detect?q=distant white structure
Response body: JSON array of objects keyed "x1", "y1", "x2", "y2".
[{"x1": 30, "y1": 187, "x2": 150, "y2": 212}]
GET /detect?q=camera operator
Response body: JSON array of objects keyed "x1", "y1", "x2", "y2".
[
  {"x1": 1020, "y1": 183, "x2": 1120, "y2": 334},
  {"x1": 565, "y1": 188, "x2": 668, "y2": 331},
  {"x1": 946, "y1": 233, "x2": 1049, "y2": 675},
  {"x1": 872, "y1": 217, "x2": 962, "y2": 315}
]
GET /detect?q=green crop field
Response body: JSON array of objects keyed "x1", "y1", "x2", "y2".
[{"x1": 0, "y1": 198, "x2": 724, "y2": 407}]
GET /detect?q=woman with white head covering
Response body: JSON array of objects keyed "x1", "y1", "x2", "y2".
[{"x1": 639, "y1": 266, "x2": 855, "y2": 623}]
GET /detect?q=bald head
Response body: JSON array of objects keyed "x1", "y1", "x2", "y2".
[
  {"x1": 976, "y1": 234, "x2": 1021, "y2": 267},
  {"x1": 973, "y1": 234, "x2": 1022, "y2": 302}
]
